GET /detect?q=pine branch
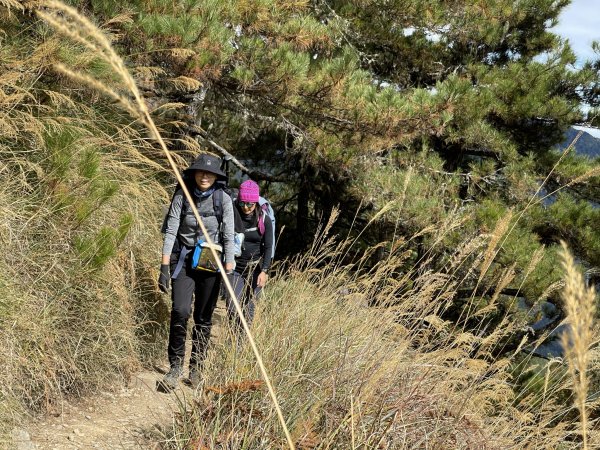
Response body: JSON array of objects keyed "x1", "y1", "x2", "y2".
[
  {"x1": 187, "y1": 124, "x2": 290, "y2": 182},
  {"x1": 462, "y1": 148, "x2": 501, "y2": 159}
]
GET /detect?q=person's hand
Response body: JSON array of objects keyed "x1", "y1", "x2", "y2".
[
  {"x1": 225, "y1": 262, "x2": 234, "y2": 272},
  {"x1": 257, "y1": 271, "x2": 268, "y2": 288},
  {"x1": 158, "y1": 264, "x2": 170, "y2": 293}
]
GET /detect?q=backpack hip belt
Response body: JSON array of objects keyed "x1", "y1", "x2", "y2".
[{"x1": 171, "y1": 245, "x2": 193, "y2": 279}]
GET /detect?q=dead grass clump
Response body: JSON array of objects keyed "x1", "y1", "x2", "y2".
[
  {"x1": 0, "y1": 8, "x2": 172, "y2": 438},
  {"x1": 159, "y1": 235, "x2": 488, "y2": 448},
  {"x1": 0, "y1": 138, "x2": 170, "y2": 434},
  {"x1": 164, "y1": 219, "x2": 600, "y2": 449}
]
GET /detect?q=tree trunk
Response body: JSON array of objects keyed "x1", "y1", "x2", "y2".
[{"x1": 297, "y1": 172, "x2": 310, "y2": 250}]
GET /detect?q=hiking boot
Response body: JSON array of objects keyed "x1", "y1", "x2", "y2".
[
  {"x1": 156, "y1": 365, "x2": 183, "y2": 392},
  {"x1": 187, "y1": 364, "x2": 202, "y2": 388}
]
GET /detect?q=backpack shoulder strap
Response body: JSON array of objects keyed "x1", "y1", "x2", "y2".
[
  {"x1": 161, "y1": 185, "x2": 187, "y2": 234},
  {"x1": 213, "y1": 188, "x2": 223, "y2": 224},
  {"x1": 232, "y1": 204, "x2": 244, "y2": 233}
]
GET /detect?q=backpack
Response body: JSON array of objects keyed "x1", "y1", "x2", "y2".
[
  {"x1": 258, "y1": 197, "x2": 276, "y2": 260},
  {"x1": 160, "y1": 178, "x2": 224, "y2": 237}
]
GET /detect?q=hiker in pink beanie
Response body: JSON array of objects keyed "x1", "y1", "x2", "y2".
[
  {"x1": 239, "y1": 179, "x2": 260, "y2": 203},
  {"x1": 226, "y1": 179, "x2": 274, "y2": 331}
]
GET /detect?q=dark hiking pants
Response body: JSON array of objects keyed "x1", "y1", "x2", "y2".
[
  {"x1": 168, "y1": 259, "x2": 221, "y2": 369},
  {"x1": 225, "y1": 264, "x2": 262, "y2": 332}
]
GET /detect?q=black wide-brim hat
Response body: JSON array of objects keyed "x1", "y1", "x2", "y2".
[{"x1": 184, "y1": 153, "x2": 227, "y2": 180}]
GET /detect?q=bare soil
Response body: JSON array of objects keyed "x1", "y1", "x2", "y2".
[
  {"x1": 20, "y1": 305, "x2": 229, "y2": 449},
  {"x1": 25, "y1": 370, "x2": 189, "y2": 449}
]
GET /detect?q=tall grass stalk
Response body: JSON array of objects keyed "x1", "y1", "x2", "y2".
[
  {"x1": 560, "y1": 242, "x2": 596, "y2": 449},
  {"x1": 37, "y1": 2, "x2": 295, "y2": 447}
]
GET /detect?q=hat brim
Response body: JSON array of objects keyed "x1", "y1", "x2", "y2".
[{"x1": 184, "y1": 166, "x2": 227, "y2": 180}]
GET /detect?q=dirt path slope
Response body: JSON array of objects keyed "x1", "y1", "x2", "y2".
[
  {"x1": 24, "y1": 370, "x2": 189, "y2": 449},
  {"x1": 18, "y1": 305, "x2": 229, "y2": 449}
]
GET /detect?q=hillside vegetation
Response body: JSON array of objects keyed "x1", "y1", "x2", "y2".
[
  {"x1": 0, "y1": 5, "x2": 171, "y2": 437},
  {"x1": 167, "y1": 225, "x2": 600, "y2": 448},
  {"x1": 1, "y1": 0, "x2": 600, "y2": 448}
]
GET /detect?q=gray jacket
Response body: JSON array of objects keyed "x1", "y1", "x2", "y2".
[{"x1": 162, "y1": 189, "x2": 235, "y2": 265}]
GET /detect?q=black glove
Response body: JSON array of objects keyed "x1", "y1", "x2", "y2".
[{"x1": 158, "y1": 264, "x2": 170, "y2": 293}]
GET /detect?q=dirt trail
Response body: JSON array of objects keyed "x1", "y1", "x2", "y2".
[
  {"x1": 23, "y1": 370, "x2": 188, "y2": 449},
  {"x1": 19, "y1": 305, "x2": 229, "y2": 450}
]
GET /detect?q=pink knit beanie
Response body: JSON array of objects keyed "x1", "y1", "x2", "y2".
[{"x1": 239, "y1": 180, "x2": 260, "y2": 202}]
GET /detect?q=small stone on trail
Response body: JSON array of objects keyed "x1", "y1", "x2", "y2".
[{"x1": 10, "y1": 428, "x2": 36, "y2": 450}]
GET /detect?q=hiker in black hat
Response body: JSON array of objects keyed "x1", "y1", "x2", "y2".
[{"x1": 157, "y1": 153, "x2": 234, "y2": 390}]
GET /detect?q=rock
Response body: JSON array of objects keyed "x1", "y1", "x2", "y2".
[{"x1": 11, "y1": 428, "x2": 37, "y2": 450}]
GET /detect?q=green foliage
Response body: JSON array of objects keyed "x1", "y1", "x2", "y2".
[
  {"x1": 270, "y1": 43, "x2": 311, "y2": 91},
  {"x1": 511, "y1": 356, "x2": 569, "y2": 409},
  {"x1": 74, "y1": 217, "x2": 131, "y2": 269},
  {"x1": 45, "y1": 129, "x2": 80, "y2": 180},
  {"x1": 3, "y1": 0, "x2": 600, "y2": 441},
  {"x1": 79, "y1": 147, "x2": 101, "y2": 179},
  {"x1": 230, "y1": 64, "x2": 255, "y2": 88},
  {"x1": 352, "y1": 154, "x2": 460, "y2": 232},
  {"x1": 528, "y1": 193, "x2": 600, "y2": 266}
]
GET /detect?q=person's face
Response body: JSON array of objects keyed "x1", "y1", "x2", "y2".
[
  {"x1": 194, "y1": 170, "x2": 217, "y2": 191},
  {"x1": 238, "y1": 200, "x2": 256, "y2": 214}
]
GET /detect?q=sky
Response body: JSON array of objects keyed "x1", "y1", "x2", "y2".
[
  {"x1": 552, "y1": 0, "x2": 600, "y2": 65},
  {"x1": 552, "y1": 0, "x2": 600, "y2": 137}
]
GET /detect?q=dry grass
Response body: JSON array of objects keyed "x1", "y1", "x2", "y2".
[
  {"x1": 560, "y1": 242, "x2": 597, "y2": 449},
  {"x1": 478, "y1": 208, "x2": 513, "y2": 284},
  {"x1": 0, "y1": 4, "x2": 172, "y2": 440},
  {"x1": 162, "y1": 218, "x2": 599, "y2": 449},
  {"x1": 0, "y1": 141, "x2": 170, "y2": 437},
  {"x1": 2, "y1": 2, "x2": 600, "y2": 449}
]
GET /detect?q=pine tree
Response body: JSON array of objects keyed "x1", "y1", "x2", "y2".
[{"x1": 10, "y1": 0, "x2": 600, "y2": 334}]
